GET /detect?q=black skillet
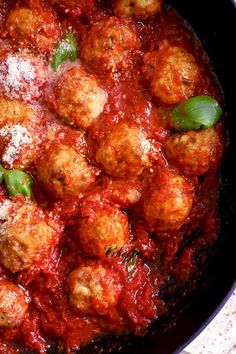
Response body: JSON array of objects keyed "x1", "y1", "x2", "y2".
[
  {"x1": 118, "y1": 1, "x2": 236, "y2": 352},
  {"x1": 84, "y1": 1, "x2": 236, "y2": 353},
  {"x1": 41, "y1": 1, "x2": 236, "y2": 353}
]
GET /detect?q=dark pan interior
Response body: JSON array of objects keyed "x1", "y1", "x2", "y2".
[
  {"x1": 73, "y1": 1, "x2": 236, "y2": 354},
  {"x1": 37, "y1": 1, "x2": 236, "y2": 354},
  {"x1": 118, "y1": 1, "x2": 236, "y2": 352}
]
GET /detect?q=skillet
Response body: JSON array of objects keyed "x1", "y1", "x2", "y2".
[
  {"x1": 68, "y1": 1, "x2": 236, "y2": 353},
  {"x1": 5, "y1": 1, "x2": 236, "y2": 353}
]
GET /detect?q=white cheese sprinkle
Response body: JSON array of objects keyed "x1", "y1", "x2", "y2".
[
  {"x1": 0, "y1": 200, "x2": 12, "y2": 221},
  {"x1": 0, "y1": 125, "x2": 32, "y2": 167},
  {"x1": 0, "y1": 54, "x2": 40, "y2": 101}
]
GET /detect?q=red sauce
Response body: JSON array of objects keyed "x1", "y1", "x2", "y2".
[{"x1": 0, "y1": 1, "x2": 225, "y2": 353}]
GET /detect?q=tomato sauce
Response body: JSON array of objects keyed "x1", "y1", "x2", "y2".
[{"x1": 0, "y1": 1, "x2": 225, "y2": 353}]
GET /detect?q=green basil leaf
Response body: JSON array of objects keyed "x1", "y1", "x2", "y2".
[
  {"x1": 171, "y1": 95, "x2": 223, "y2": 131},
  {"x1": 0, "y1": 165, "x2": 4, "y2": 184},
  {"x1": 51, "y1": 34, "x2": 78, "y2": 71},
  {"x1": 3, "y1": 169, "x2": 33, "y2": 197}
]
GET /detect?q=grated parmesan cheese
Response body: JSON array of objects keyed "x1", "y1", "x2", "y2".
[
  {"x1": 0, "y1": 125, "x2": 32, "y2": 167},
  {"x1": 0, "y1": 54, "x2": 44, "y2": 101},
  {"x1": 0, "y1": 199, "x2": 12, "y2": 221}
]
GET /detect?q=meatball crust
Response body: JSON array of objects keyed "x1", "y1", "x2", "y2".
[
  {"x1": 144, "y1": 169, "x2": 194, "y2": 231},
  {"x1": 37, "y1": 144, "x2": 98, "y2": 198},
  {"x1": 51, "y1": 66, "x2": 107, "y2": 129},
  {"x1": 77, "y1": 206, "x2": 130, "y2": 257},
  {"x1": 6, "y1": 7, "x2": 60, "y2": 53},
  {"x1": 166, "y1": 128, "x2": 219, "y2": 175},
  {"x1": 0, "y1": 97, "x2": 38, "y2": 127},
  {"x1": 0, "y1": 124, "x2": 44, "y2": 170},
  {"x1": 68, "y1": 264, "x2": 121, "y2": 315},
  {"x1": 0, "y1": 106, "x2": 45, "y2": 170},
  {"x1": 96, "y1": 122, "x2": 152, "y2": 178},
  {"x1": 0, "y1": 202, "x2": 60, "y2": 273},
  {"x1": 143, "y1": 44, "x2": 199, "y2": 105},
  {"x1": 81, "y1": 16, "x2": 140, "y2": 73},
  {"x1": 0, "y1": 280, "x2": 28, "y2": 328},
  {"x1": 113, "y1": 0, "x2": 162, "y2": 19}
]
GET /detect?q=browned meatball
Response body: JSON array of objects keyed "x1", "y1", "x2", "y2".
[
  {"x1": 0, "y1": 125, "x2": 44, "y2": 170},
  {"x1": 81, "y1": 16, "x2": 140, "y2": 73},
  {"x1": 0, "y1": 199, "x2": 13, "y2": 223},
  {"x1": 51, "y1": 66, "x2": 107, "y2": 129},
  {"x1": 144, "y1": 169, "x2": 194, "y2": 231},
  {"x1": 67, "y1": 264, "x2": 121, "y2": 315},
  {"x1": 166, "y1": 128, "x2": 219, "y2": 175},
  {"x1": 0, "y1": 202, "x2": 60, "y2": 272},
  {"x1": 113, "y1": 0, "x2": 162, "y2": 19},
  {"x1": 0, "y1": 96, "x2": 38, "y2": 127},
  {"x1": 96, "y1": 122, "x2": 152, "y2": 178},
  {"x1": 0, "y1": 280, "x2": 28, "y2": 328},
  {"x1": 6, "y1": 7, "x2": 60, "y2": 53},
  {"x1": 0, "y1": 106, "x2": 45, "y2": 169},
  {"x1": 142, "y1": 43, "x2": 200, "y2": 105},
  {"x1": 77, "y1": 206, "x2": 130, "y2": 257},
  {"x1": 37, "y1": 144, "x2": 98, "y2": 198}
]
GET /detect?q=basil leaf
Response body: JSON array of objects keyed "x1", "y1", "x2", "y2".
[
  {"x1": 51, "y1": 34, "x2": 78, "y2": 71},
  {"x1": 171, "y1": 95, "x2": 222, "y2": 131},
  {"x1": 0, "y1": 165, "x2": 4, "y2": 183},
  {"x1": 3, "y1": 169, "x2": 33, "y2": 197}
]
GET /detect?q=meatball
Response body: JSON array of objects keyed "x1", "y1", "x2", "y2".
[
  {"x1": 81, "y1": 16, "x2": 140, "y2": 73},
  {"x1": 0, "y1": 199, "x2": 13, "y2": 223},
  {"x1": 0, "y1": 118, "x2": 45, "y2": 170},
  {"x1": 0, "y1": 53, "x2": 47, "y2": 102},
  {"x1": 67, "y1": 264, "x2": 121, "y2": 315},
  {"x1": 0, "y1": 280, "x2": 28, "y2": 328},
  {"x1": 77, "y1": 206, "x2": 130, "y2": 257},
  {"x1": 6, "y1": 7, "x2": 60, "y2": 53},
  {"x1": 96, "y1": 122, "x2": 152, "y2": 178},
  {"x1": 144, "y1": 169, "x2": 194, "y2": 231},
  {"x1": 0, "y1": 97, "x2": 38, "y2": 127},
  {"x1": 166, "y1": 128, "x2": 219, "y2": 175},
  {"x1": 37, "y1": 144, "x2": 98, "y2": 198},
  {"x1": 51, "y1": 66, "x2": 107, "y2": 129},
  {"x1": 143, "y1": 43, "x2": 199, "y2": 105},
  {"x1": 0, "y1": 202, "x2": 60, "y2": 272},
  {"x1": 113, "y1": 0, "x2": 162, "y2": 19}
]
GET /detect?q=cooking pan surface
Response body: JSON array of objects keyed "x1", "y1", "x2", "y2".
[
  {"x1": 76, "y1": 1, "x2": 236, "y2": 352},
  {"x1": 1, "y1": 1, "x2": 236, "y2": 353},
  {"x1": 51, "y1": 1, "x2": 236, "y2": 352}
]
